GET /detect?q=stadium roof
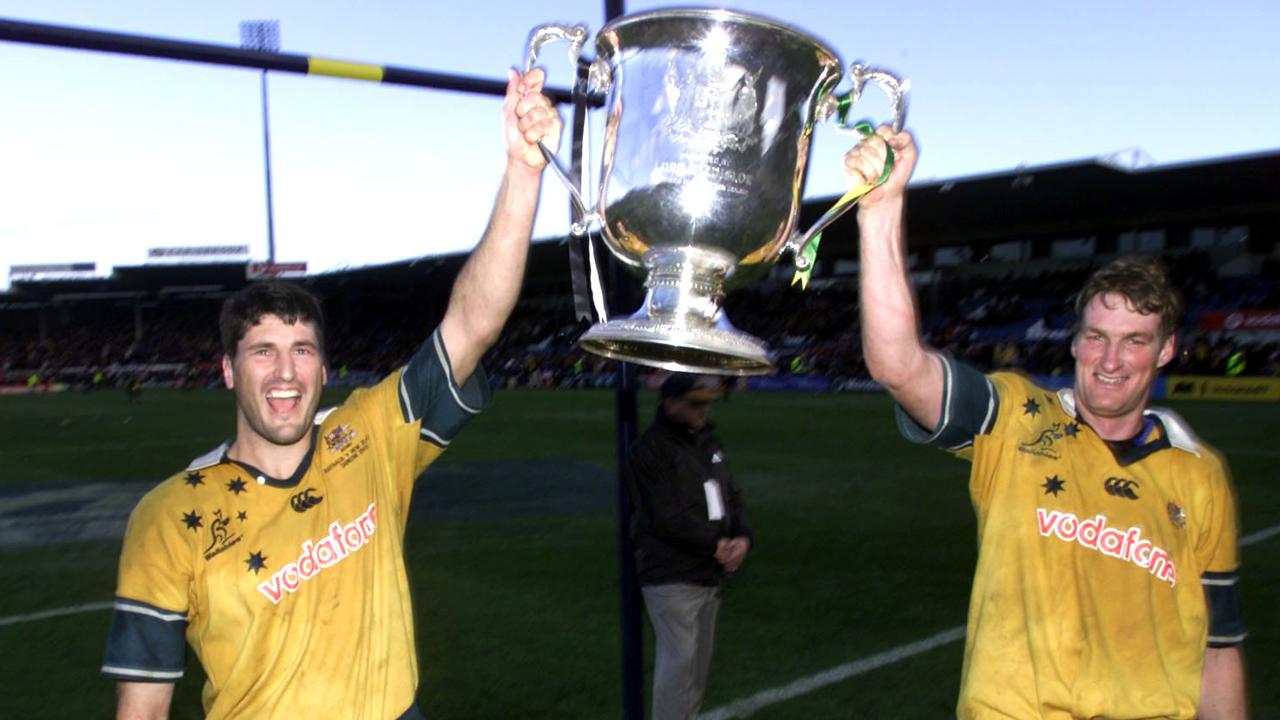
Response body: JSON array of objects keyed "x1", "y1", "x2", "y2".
[
  {"x1": 5, "y1": 149, "x2": 1278, "y2": 305},
  {"x1": 803, "y1": 148, "x2": 1280, "y2": 255}
]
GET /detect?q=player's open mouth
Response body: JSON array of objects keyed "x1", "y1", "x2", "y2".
[
  {"x1": 1094, "y1": 373, "x2": 1125, "y2": 386},
  {"x1": 266, "y1": 388, "x2": 302, "y2": 413}
]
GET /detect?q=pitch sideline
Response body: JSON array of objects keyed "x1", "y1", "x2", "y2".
[
  {"x1": 0, "y1": 601, "x2": 113, "y2": 628},
  {"x1": 698, "y1": 625, "x2": 966, "y2": 720},
  {"x1": 697, "y1": 521, "x2": 1280, "y2": 719},
  {"x1": 0, "y1": 520, "x2": 1275, "y2": 711}
]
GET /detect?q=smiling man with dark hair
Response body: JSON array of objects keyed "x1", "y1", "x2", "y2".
[{"x1": 101, "y1": 67, "x2": 563, "y2": 720}]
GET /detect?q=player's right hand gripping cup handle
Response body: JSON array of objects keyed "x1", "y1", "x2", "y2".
[{"x1": 524, "y1": 23, "x2": 593, "y2": 232}]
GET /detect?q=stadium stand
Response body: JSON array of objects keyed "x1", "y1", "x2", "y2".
[{"x1": 4, "y1": 150, "x2": 1278, "y2": 392}]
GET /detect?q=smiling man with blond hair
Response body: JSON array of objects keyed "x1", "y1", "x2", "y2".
[{"x1": 847, "y1": 126, "x2": 1248, "y2": 719}]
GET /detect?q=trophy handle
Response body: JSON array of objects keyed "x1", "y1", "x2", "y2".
[
  {"x1": 525, "y1": 24, "x2": 588, "y2": 74},
  {"x1": 848, "y1": 63, "x2": 909, "y2": 134},
  {"x1": 525, "y1": 24, "x2": 598, "y2": 235},
  {"x1": 788, "y1": 64, "x2": 910, "y2": 277}
]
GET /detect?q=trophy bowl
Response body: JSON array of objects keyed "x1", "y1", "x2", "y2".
[{"x1": 528, "y1": 8, "x2": 906, "y2": 375}]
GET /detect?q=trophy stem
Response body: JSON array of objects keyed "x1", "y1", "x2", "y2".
[{"x1": 578, "y1": 247, "x2": 774, "y2": 376}]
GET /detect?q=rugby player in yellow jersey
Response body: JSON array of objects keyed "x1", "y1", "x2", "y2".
[
  {"x1": 101, "y1": 67, "x2": 562, "y2": 719},
  {"x1": 848, "y1": 128, "x2": 1248, "y2": 719}
]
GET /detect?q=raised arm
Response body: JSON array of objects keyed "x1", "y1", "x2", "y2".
[
  {"x1": 439, "y1": 67, "x2": 562, "y2": 385},
  {"x1": 850, "y1": 128, "x2": 946, "y2": 430}
]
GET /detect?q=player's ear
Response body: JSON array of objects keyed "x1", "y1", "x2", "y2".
[
  {"x1": 1156, "y1": 334, "x2": 1176, "y2": 369},
  {"x1": 222, "y1": 354, "x2": 235, "y2": 389}
]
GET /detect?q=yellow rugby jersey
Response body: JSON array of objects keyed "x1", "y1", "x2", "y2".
[
  {"x1": 103, "y1": 330, "x2": 489, "y2": 719},
  {"x1": 897, "y1": 357, "x2": 1243, "y2": 720}
]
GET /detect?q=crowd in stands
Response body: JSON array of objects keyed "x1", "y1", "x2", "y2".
[{"x1": 4, "y1": 252, "x2": 1280, "y2": 391}]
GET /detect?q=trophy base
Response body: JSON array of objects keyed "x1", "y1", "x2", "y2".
[
  {"x1": 579, "y1": 316, "x2": 773, "y2": 376},
  {"x1": 577, "y1": 246, "x2": 775, "y2": 376}
]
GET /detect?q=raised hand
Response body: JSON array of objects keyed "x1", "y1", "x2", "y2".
[{"x1": 503, "y1": 67, "x2": 563, "y2": 174}]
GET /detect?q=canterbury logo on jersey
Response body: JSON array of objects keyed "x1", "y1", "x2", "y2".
[
  {"x1": 1036, "y1": 508, "x2": 1177, "y2": 587},
  {"x1": 290, "y1": 488, "x2": 324, "y2": 513},
  {"x1": 1104, "y1": 477, "x2": 1140, "y2": 499},
  {"x1": 257, "y1": 503, "x2": 378, "y2": 604}
]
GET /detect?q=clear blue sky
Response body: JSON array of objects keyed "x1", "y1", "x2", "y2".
[{"x1": 1, "y1": 0, "x2": 1277, "y2": 289}]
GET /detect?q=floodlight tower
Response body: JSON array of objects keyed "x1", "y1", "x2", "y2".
[{"x1": 240, "y1": 20, "x2": 281, "y2": 265}]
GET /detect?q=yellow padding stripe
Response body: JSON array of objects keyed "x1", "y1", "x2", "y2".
[{"x1": 308, "y1": 58, "x2": 384, "y2": 82}]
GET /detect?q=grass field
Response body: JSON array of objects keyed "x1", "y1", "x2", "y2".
[{"x1": 0, "y1": 386, "x2": 1277, "y2": 718}]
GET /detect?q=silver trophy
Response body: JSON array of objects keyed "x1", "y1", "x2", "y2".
[{"x1": 528, "y1": 8, "x2": 907, "y2": 375}]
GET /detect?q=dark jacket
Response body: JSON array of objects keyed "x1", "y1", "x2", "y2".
[{"x1": 623, "y1": 410, "x2": 752, "y2": 586}]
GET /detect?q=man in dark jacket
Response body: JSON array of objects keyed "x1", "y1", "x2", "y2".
[{"x1": 624, "y1": 373, "x2": 752, "y2": 720}]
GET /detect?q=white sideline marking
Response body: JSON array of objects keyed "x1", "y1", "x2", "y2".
[
  {"x1": 699, "y1": 521, "x2": 1280, "y2": 720},
  {"x1": 0, "y1": 601, "x2": 113, "y2": 628},
  {"x1": 1241, "y1": 524, "x2": 1280, "y2": 547},
  {"x1": 699, "y1": 626, "x2": 966, "y2": 720}
]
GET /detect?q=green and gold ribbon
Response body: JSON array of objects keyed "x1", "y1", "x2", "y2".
[{"x1": 791, "y1": 112, "x2": 894, "y2": 289}]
